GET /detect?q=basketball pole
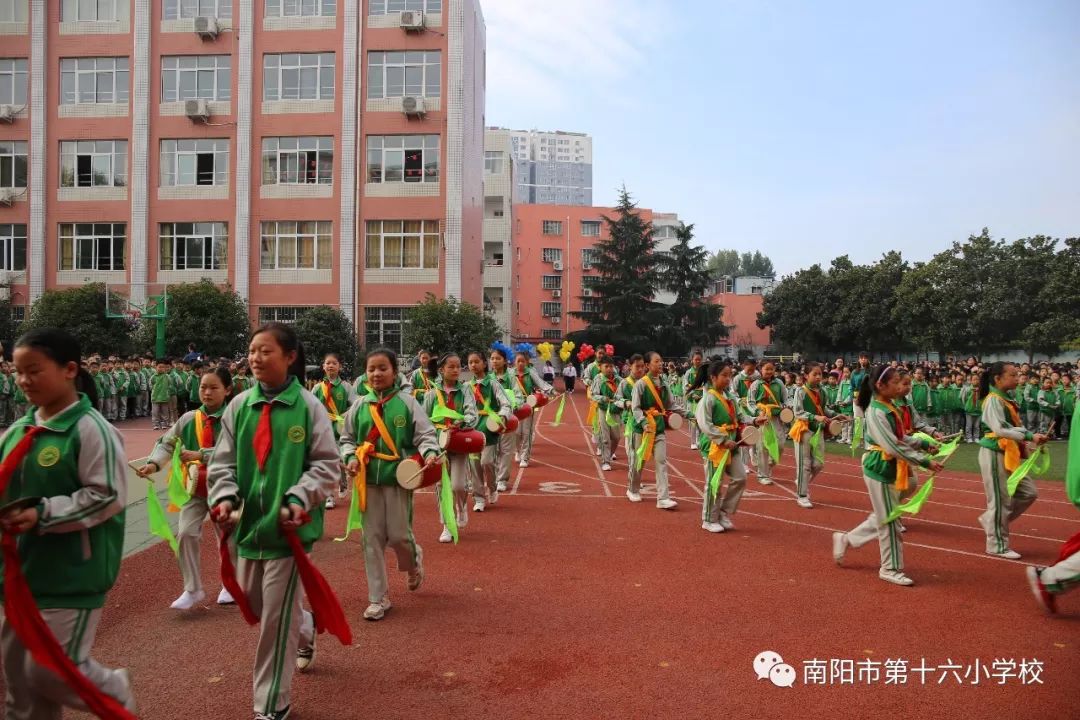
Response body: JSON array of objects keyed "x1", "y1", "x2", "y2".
[{"x1": 155, "y1": 316, "x2": 166, "y2": 359}]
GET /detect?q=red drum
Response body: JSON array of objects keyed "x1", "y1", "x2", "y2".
[
  {"x1": 439, "y1": 428, "x2": 486, "y2": 454},
  {"x1": 396, "y1": 454, "x2": 441, "y2": 490},
  {"x1": 486, "y1": 414, "x2": 520, "y2": 434},
  {"x1": 513, "y1": 404, "x2": 533, "y2": 420},
  {"x1": 827, "y1": 419, "x2": 844, "y2": 437},
  {"x1": 531, "y1": 392, "x2": 551, "y2": 408}
]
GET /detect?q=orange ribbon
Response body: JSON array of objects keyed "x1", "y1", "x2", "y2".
[{"x1": 352, "y1": 402, "x2": 401, "y2": 512}]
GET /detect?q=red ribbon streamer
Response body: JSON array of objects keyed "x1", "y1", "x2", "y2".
[
  {"x1": 1058, "y1": 529, "x2": 1080, "y2": 563},
  {"x1": 282, "y1": 522, "x2": 353, "y2": 646},
  {"x1": 216, "y1": 527, "x2": 258, "y2": 626}
]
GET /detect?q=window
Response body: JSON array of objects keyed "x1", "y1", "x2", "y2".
[
  {"x1": 163, "y1": 0, "x2": 232, "y2": 19},
  {"x1": 365, "y1": 220, "x2": 439, "y2": 269},
  {"x1": 580, "y1": 221, "x2": 600, "y2": 237},
  {"x1": 0, "y1": 142, "x2": 27, "y2": 189},
  {"x1": 541, "y1": 248, "x2": 562, "y2": 264},
  {"x1": 542, "y1": 220, "x2": 562, "y2": 235},
  {"x1": 581, "y1": 299, "x2": 601, "y2": 314},
  {"x1": 58, "y1": 223, "x2": 125, "y2": 271},
  {"x1": 368, "y1": 0, "x2": 441, "y2": 14},
  {"x1": 60, "y1": 141, "x2": 127, "y2": 188},
  {"x1": 366, "y1": 135, "x2": 439, "y2": 183},
  {"x1": 159, "y1": 222, "x2": 228, "y2": 270},
  {"x1": 60, "y1": 58, "x2": 130, "y2": 105},
  {"x1": 160, "y1": 139, "x2": 228, "y2": 187},
  {"x1": 258, "y1": 306, "x2": 312, "y2": 324},
  {"x1": 581, "y1": 248, "x2": 599, "y2": 267},
  {"x1": 367, "y1": 51, "x2": 440, "y2": 99},
  {"x1": 161, "y1": 56, "x2": 231, "y2": 102},
  {"x1": 581, "y1": 275, "x2": 600, "y2": 289},
  {"x1": 364, "y1": 306, "x2": 405, "y2": 354},
  {"x1": 10, "y1": 305, "x2": 25, "y2": 325},
  {"x1": 540, "y1": 302, "x2": 561, "y2": 317},
  {"x1": 0, "y1": 3, "x2": 27, "y2": 21},
  {"x1": 654, "y1": 225, "x2": 676, "y2": 239},
  {"x1": 263, "y1": 53, "x2": 335, "y2": 101},
  {"x1": 541, "y1": 275, "x2": 562, "y2": 290},
  {"x1": 0, "y1": 225, "x2": 27, "y2": 271},
  {"x1": 0, "y1": 60, "x2": 28, "y2": 107},
  {"x1": 266, "y1": 0, "x2": 336, "y2": 17},
  {"x1": 61, "y1": 0, "x2": 117, "y2": 21},
  {"x1": 260, "y1": 221, "x2": 332, "y2": 269},
  {"x1": 261, "y1": 137, "x2": 333, "y2": 185},
  {"x1": 484, "y1": 151, "x2": 503, "y2": 174},
  {"x1": 541, "y1": 330, "x2": 561, "y2": 340}
]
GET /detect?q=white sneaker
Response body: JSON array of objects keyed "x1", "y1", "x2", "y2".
[
  {"x1": 169, "y1": 590, "x2": 206, "y2": 610},
  {"x1": 832, "y1": 532, "x2": 847, "y2": 565},
  {"x1": 987, "y1": 549, "x2": 1022, "y2": 560},
  {"x1": 595, "y1": 447, "x2": 601, "y2": 456},
  {"x1": 473, "y1": 499, "x2": 486, "y2": 512},
  {"x1": 115, "y1": 668, "x2": 137, "y2": 713},
  {"x1": 496, "y1": 480, "x2": 508, "y2": 492},
  {"x1": 519, "y1": 460, "x2": 528, "y2": 468},
  {"x1": 701, "y1": 521, "x2": 724, "y2": 533},
  {"x1": 601, "y1": 462, "x2": 612, "y2": 471},
  {"x1": 489, "y1": 490, "x2": 499, "y2": 505},
  {"x1": 718, "y1": 515, "x2": 735, "y2": 531},
  {"x1": 514, "y1": 453, "x2": 520, "y2": 462},
  {"x1": 295, "y1": 635, "x2": 315, "y2": 672},
  {"x1": 325, "y1": 496, "x2": 336, "y2": 509},
  {"x1": 879, "y1": 569, "x2": 915, "y2": 586},
  {"x1": 796, "y1": 496, "x2": 813, "y2": 509},
  {"x1": 439, "y1": 527, "x2": 453, "y2": 543},
  {"x1": 363, "y1": 597, "x2": 392, "y2": 621},
  {"x1": 657, "y1": 498, "x2": 678, "y2": 510},
  {"x1": 457, "y1": 506, "x2": 468, "y2": 527},
  {"x1": 758, "y1": 477, "x2": 773, "y2": 485},
  {"x1": 690, "y1": 443, "x2": 697, "y2": 450},
  {"x1": 216, "y1": 587, "x2": 235, "y2": 605},
  {"x1": 898, "y1": 523, "x2": 907, "y2": 534},
  {"x1": 626, "y1": 490, "x2": 642, "y2": 503}
]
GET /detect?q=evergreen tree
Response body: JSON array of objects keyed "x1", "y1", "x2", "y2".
[
  {"x1": 293, "y1": 305, "x2": 362, "y2": 378},
  {"x1": 657, "y1": 223, "x2": 725, "y2": 355}
]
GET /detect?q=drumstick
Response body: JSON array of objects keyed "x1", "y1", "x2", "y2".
[{"x1": 401, "y1": 454, "x2": 446, "y2": 486}]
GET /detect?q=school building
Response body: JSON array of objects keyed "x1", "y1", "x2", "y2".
[{"x1": 0, "y1": 0, "x2": 485, "y2": 353}]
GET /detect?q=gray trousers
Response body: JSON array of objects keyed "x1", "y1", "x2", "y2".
[
  {"x1": 964, "y1": 414, "x2": 980, "y2": 440},
  {"x1": 598, "y1": 417, "x2": 623, "y2": 464},
  {"x1": 469, "y1": 443, "x2": 499, "y2": 502},
  {"x1": 496, "y1": 430, "x2": 515, "y2": 486},
  {"x1": 1025, "y1": 410, "x2": 1040, "y2": 433},
  {"x1": 177, "y1": 496, "x2": 234, "y2": 594},
  {"x1": 362, "y1": 484, "x2": 421, "y2": 603},
  {"x1": 151, "y1": 402, "x2": 170, "y2": 428},
  {"x1": 844, "y1": 476, "x2": 904, "y2": 572},
  {"x1": 439, "y1": 454, "x2": 470, "y2": 526},
  {"x1": 754, "y1": 417, "x2": 785, "y2": 480},
  {"x1": 626, "y1": 431, "x2": 642, "y2": 494},
  {"x1": 1038, "y1": 414, "x2": 1056, "y2": 434},
  {"x1": 137, "y1": 390, "x2": 149, "y2": 417},
  {"x1": 117, "y1": 395, "x2": 128, "y2": 421},
  {"x1": 649, "y1": 432, "x2": 671, "y2": 504},
  {"x1": 515, "y1": 415, "x2": 536, "y2": 464},
  {"x1": 978, "y1": 447, "x2": 1038, "y2": 554},
  {"x1": 701, "y1": 451, "x2": 747, "y2": 523},
  {"x1": 237, "y1": 556, "x2": 314, "y2": 716},
  {"x1": 1, "y1": 608, "x2": 133, "y2": 720},
  {"x1": 1042, "y1": 550, "x2": 1080, "y2": 595},
  {"x1": 102, "y1": 397, "x2": 115, "y2": 421},
  {"x1": 793, "y1": 433, "x2": 824, "y2": 497}
]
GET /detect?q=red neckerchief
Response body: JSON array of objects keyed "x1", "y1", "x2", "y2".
[{"x1": 805, "y1": 386, "x2": 825, "y2": 415}]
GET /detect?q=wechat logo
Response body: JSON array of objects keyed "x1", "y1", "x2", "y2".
[{"x1": 754, "y1": 651, "x2": 796, "y2": 688}]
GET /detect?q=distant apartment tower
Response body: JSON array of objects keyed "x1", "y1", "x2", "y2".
[
  {"x1": 0, "y1": 0, "x2": 485, "y2": 355},
  {"x1": 651, "y1": 212, "x2": 681, "y2": 306},
  {"x1": 498, "y1": 128, "x2": 592, "y2": 206},
  {"x1": 482, "y1": 128, "x2": 514, "y2": 340}
]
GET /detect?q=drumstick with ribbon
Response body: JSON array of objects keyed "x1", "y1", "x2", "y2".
[{"x1": 400, "y1": 453, "x2": 446, "y2": 487}]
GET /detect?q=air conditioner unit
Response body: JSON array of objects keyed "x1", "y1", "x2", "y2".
[
  {"x1": 0, "y1": 188, "x2": 16, "y2": 206},
  {"x1": 550, "y1": 316, "x2": 561, "y2": 325},
  {"x1": 582, "y1": 263, "x2": 592, "y2": 270},
  {"x1": 552, "y1": 289, "x2": 561, "y2": 298},
  {"x1": 401, "y1": 95, "x2": 426, "y2": 117},
  {"x1": 184, "y1": 99, "x2": 210, "y2": 122},
  {"x1": 194, "y1": 16, "x2": 220, "y2": 39},
  {"x1": 399, "y1": 10, "x2": 424, "y2": 30},
  {"x1": 0, "y1": 105, "x2": 14, "y2": 123},
  {"x1": 552, "y1": 261, "x2": 563, "y2": 271},
  {"x1": 583, "y1": 288, "x2": 593, "y2": 297}
]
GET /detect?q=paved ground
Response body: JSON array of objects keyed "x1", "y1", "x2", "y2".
[{"x1": 4, "y1": 397, "x2": 1079, "y2": 719}]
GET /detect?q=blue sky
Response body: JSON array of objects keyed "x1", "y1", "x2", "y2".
[{"x1": 484, "y1": 0, "x2": 1080, "y2": 275}]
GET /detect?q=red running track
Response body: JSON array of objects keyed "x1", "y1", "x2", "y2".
[{"x1": 5, "y1": 393, "x2": 1078, "y2": 719}]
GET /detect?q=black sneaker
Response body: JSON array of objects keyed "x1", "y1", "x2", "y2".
[{"x1": 255, "y1": 707, "x2": 291, "y2": 720}]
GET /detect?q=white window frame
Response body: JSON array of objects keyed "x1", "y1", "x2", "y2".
[
  {"x1": 159, "y1": 222, "x2": 228, "y2": 270},
  {"x1": 0, "y1": 224, "x2": 27, "y2": 271},
  {"x1": 0, "y1": 60, "x2": 28, "y2": 107},
  {"x1": 541, "y1": 330, "x2": 561, "y2": 340},
  {"x1": 368, "y1": 0, "x2": 441, "y2": 15},
  {"x1": 160, "y1": 139, "x2": 229, "y2": 187},
  {"x1": 163, "y1": 0, "x2": 233, "y2": 19},
  {"x1": 0, "y1": 2, "x2": 27, "y2": 22},
  {"x1": 580, "y1": 299, "x2": 601, "y2": 314},
  {"x1": 542, "y1": 220, "x2": 562, "y2": 236},
  {"x1": 59, "y1": 140, "x2": 127, "y2": 188},
  {"x1": 366, "y1": 135, "x2": 439, "y2": 184},
  {"x1": 58, "y1": 223, "x2": 126, "y2": 271},
  {"x1": 365, "y1": 220, "x2": 440, "y2": 270},
  {"x1": 261, "y1": 136, "x2": 333, "y2": 185},
  {"x1": 581, "y1": 275, "x2": 600, "y2": 289},
  {"x1": 363, "y1": 306, "x2": 406, "y2": 354},
  {"x1": 263, "y1": 53, "x2": 336, "y2": 101},
  {"x1": 161, "y1": 55, "x2": 232, "y2": 102},
  {"x1": 0, "y1": 141, "x2": 27, "y2": 189},
  {"x1": 258, "y1": 306, "x2": 313, "y2": 324},
  {"x1": 541, "y1": 247, "x2": 562, "y2": 264},
  {"x1": 540, "y1": 302, "x2": 562, "y2": 318},
  {"x1": 265, "y1": 0, "x2": 335, "y2": 17},
  {"x1": 580, "y1": 221, "x2": 600, "y2": 237},
  {"x1": 260, "y1": 221, "x2": 332, "y2": 270},
  {"x1": 59, "y1": 57, "x2": 130, "y2": 105},
  {"x1": 61, "y1": 0, "x2": 118, "y2": 22},
  {"x1": 367, "y1": 51, "x2": 440, "y2": 99},
  {"x1": 541, "y1": 275, "x2": 562, "y2": 290}
]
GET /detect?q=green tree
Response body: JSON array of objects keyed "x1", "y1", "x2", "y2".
[
  {"x1": 293, "y1": 305, "x2": 361, "y2": 377},
  {"x1": 707, "y1": 249, "x2": 741, "y2": 278},
  {"x1": 756, "y1": 264, "x2": 835, "y2": 354},
  {"x1": 739, "y1": 250, "x2": 775, "y2": 278},
  {"x1": 403, "y1": 294, "x2": 500, "y2": 357},
  {"x1": 657, "y1": 222, "x2": 725, "y2": 355},
  {"x1": 134, "y1": 280, "x2": 249, "y2": 359},
  {"x1": 23, "y1": 284, "x2": 133, "y2": 355},
  {"x1": 571, "y1": 187, "x2": 666, "y2": 348}
]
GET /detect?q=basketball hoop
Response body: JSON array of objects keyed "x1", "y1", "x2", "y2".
[{"x1": 126, "y1": 309, "x2": 142, "y2": 322}]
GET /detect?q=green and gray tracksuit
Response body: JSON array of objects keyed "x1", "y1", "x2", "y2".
[{"x1": 977, "y1": 389, "x2": 1037, "y2": 555}]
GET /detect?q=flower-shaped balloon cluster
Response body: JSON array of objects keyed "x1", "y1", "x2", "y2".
[
  {"x1": 536, "y1": 342, "x2": 554, "y2": 361},
  {"x1": 559, "y1": 341, "x2": 575, "y2": 363},
  {"x1": 577, "y1": 344, "x2": 595, "y2": 363}
]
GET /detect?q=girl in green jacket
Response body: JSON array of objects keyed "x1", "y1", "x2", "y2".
[{"x1": 423, "y1": 352, "x2": 479, "y2": 543}]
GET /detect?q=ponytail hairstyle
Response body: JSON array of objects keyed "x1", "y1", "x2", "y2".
[
  {"x1": 251, "y1": 322, "x2": 307, "y2": 381},
  {"x1": 467, "y1": 350, "x2": 488, "y2": 371},
  {"x1": 15, "y1": 328, "x2": 98, "y2": 407},
  {"x1": 432, "y1": 351, "x2": 459, "y2": 377},
  {"x1": 980, "y1": 362, "x2": 1012, "y2": 400},
  {"x1": 694, "y1": 359, "x2": 731, "y2": 393},
  {"x1": 857, "y1": 363, "x2": 895, "y2": 412},
  {"x1": 365, "y1": 347, "x2": 399, "y2": 374},
  {"x1": 209, "y1": 365, "x2": 235, "y2": 400}
]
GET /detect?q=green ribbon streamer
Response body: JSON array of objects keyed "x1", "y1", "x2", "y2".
[
  {"x1": 1068, "y1": 404, "x2": 1080, "y2": 508},
  {"x1": 1007, "y1": 445, "x2": 1050, "y2": 496},
  {"x1": 623, "y1": 405, "x2": 634, "y2": 440},
  {"x1": 883, "y1": 477, "x2": 935, "y2": 524},
  {"x1": 810, "y1": 426, "x2": 824, "y2": 464},
  {"x1": 167, "y1": 444, "x2": 192, "y2": 509},
  {"x1": 851, "y1": 417, "x2": 864, "y2": 456},
  {"x1": 439, "y1": 463, "x2": 458, "y2": 544},
  {"x1": 431, "y1": 405, "x2": 464, "y2": 424},
  {"x1": 761, "y1": 420, "x2": 780, "y2": 464},
  {"x1": 605, "y1": 405, "x2": 619, "y2": 428},
  {"x1": 708, "y1": 449, "x2": 730, "y2": 501},
  {"x1": 551, "y1": 394, "x2": 566, "y2": 426},
  {"x1": 635, "y1": 435, "x2": 647, "y2": 471},
  {"x1": 335, "y1": 479, "x2": 364, "y2": 542},
  {"x1": 146, "y1": 481, "x2": 179, "y2": 556}
]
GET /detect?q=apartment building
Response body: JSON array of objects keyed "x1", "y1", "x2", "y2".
[
  {"x1": 651, "y1": 211, "x2": 681, "y2": 306},
  {"x1": 0, "y1": 0, "x2": 484, "y2": 353},
  {"x1": 482, "y1": 126, "x2": 513, "y2": 340},
  {"x1": 704, "y1": 275, "x2": 775, "y2": 359},
  {"x1": 500, "y1": 128, "x2": 591, "y2": 206}
]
